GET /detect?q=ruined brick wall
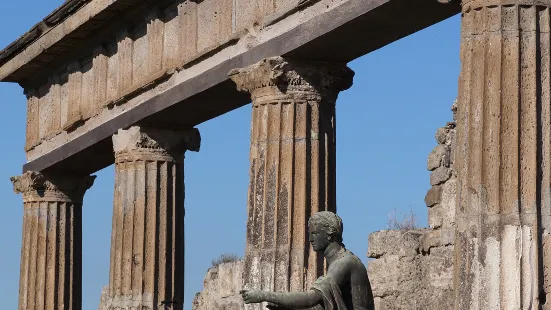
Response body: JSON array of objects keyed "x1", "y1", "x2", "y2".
[
  {"x1": 367, "y1": 102, "x2": 457, "y2": 310},
  {"x1": 192, "y1": 261, "x2": 244, "y2": 310}
]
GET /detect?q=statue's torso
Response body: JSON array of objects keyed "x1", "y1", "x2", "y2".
[{"x1": 327, "y1": 249, "x2": 374, "y2": 310}]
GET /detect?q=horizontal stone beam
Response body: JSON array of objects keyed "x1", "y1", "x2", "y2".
[{"x1": 23, "y1": 0, "x2": 459, "y2": 175}]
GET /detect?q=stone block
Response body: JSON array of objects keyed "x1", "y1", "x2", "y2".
[
  {"x1": 435, "y1": 127, "x2": 449, "y2": 145},
  {"x1": 117, "y1": 29, "x2": 133, "y2": 93},
  {"x1": 425, "y1": 185, "x2": 442, "y2": 207},
  {"x1": 440, "y1": 177, "x2": 456, "y2": 228},
  {"x1": 197, "y1": 0, "x2": 233, "y2": 52},
  {"x1": 234, "y1": 0, "x2": 265, "y2": 33},
  {"x1": 25, "y1": 93, "x2": 39, "y2": 151},
  {"x1": 193, "y1": 260, "x2": 244, "y2": 310},
  {"x1": 131, "y1": 21, "x2": 149, "y2": 87},
  {"x1": 368, "y1": 254, "x2": 422, "y2": 299},
  {"x1": 368, "y1": 230, "x2": 426, "y2": 258},
  {"x1": 367, "y1": 233, "x2": 454, "y2": 310},
  {"x1": 106, "y1": 41, "x2": 119, "y2": 102},
  {"x1": 80, "y1": 58, "x2": 95, "y2": 120},
  {"x1": 38, "y1": 82, "x2": 60, "y2": 139},
  {"x1": 180, "y1": 1, "x2": 198, "y2": 63},
  {"x1": 430, "y1": 166, "x2": 451, "y2": 185},
  {"x1": 427, "y1": 145, "x2": 448, "y2": 170},
  {"x1": 162, "y1": 4, "x2": 182, "y2": 70},
  {"x1": 146, "y1": 11, "x2": 164, "y2": 75},
  {"x1": 275, "y1": 0, "x2": 297, "y2": 12},
  {"x1": 428, "y1": 204, "x2": 443, "y2": 229},
  {"x1": 425, "y1": 246, "x2": 454, "y2": 293},
  {"x1": 93, "y1": 47, "x2": 108, "y2": 111}
]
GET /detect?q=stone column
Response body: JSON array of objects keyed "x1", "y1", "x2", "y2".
[
  {"x1": 454, "y1": 0, "x2": 551, "y2": 308},
  {"x1": 106, "y1": 126, "x2": 200, "y2": 310},
  {"x1": 11, "y1": 171, "x2": 95, "y2": 310},
  {"x1": 229, "y1": 57, "x2": 354, "y2": 306}
]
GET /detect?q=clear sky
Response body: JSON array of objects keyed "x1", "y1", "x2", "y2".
[{"x1": 0, "y1": 2, "x2": 461, "y2": 310}]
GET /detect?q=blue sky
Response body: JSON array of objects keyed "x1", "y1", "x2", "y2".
[{"x1": 0, "y1": 2, "x2": 461, "y2": 310}]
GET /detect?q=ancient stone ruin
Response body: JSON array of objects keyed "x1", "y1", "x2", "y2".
[
  {"x1": 2, "y1": 0, "x2": 551, "y2": 308},
  {"x1": 191, "y1": 102, "x2": 458, "y2": 310},
  {"x1": 367, "y1": 103, "x2": 457, "y2": 310}
]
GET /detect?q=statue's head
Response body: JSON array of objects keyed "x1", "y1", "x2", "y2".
[{"x1": 308, "y1": 211, "x2": 343, "y2": 252}]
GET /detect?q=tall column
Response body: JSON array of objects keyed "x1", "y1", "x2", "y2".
[
  {"x1": 229, "y1": 57, "x2": 354, "y2": 307},
  {"x1": 454, "y1": 1, "x2": 551, "y2": 308},
  {"x1": 106, "y1": 126, "x2": 200, "y2": 310},
  {"x1": 11, "y1": 171, "x2": 95, "y2": 310}
]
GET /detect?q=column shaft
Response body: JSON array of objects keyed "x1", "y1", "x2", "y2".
[
  {"x1": 11, "y1": 171, "x2": 95, "y2": 310},
  {"x1": 455, "y1": 1, "x2": 551, "y2": 308},
  {"x1": 107, "y1": 126, "x2": 199, "y2": 310},
  {"x1": 230, "y1": 57, "x2": 354, "y2": 307}
]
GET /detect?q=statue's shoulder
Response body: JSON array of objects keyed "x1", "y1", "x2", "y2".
[{"x1": 342, "y1": 250, "x2": 367, "y2": 270}]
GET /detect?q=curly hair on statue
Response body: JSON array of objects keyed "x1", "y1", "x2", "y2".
[{"x1": 308, "y1": 211, "x2": 344, "y2": 244}]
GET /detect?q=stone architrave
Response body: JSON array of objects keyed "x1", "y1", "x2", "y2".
[
  {"x1": 229, "y1": 57, "x2": 354, "y2": 308},
  {"x1": 454, "y1": 0, "x2": 551, "y2": 308},
  {"x1": 106, "y1": 126, "x2": 200, "y2": 310},
  {"x1": 11, "y1": 171, "x2": 96, "y2": 310}
]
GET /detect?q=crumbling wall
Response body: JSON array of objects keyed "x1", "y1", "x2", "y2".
[
  {"x1": 192, "y1": 261, "x2": 244, "y2": 310},
  {"x1": 367, "y1": 102, "x2": 457, "y2": 310},
  {"x1": 194, "y1": 103, "x2": 458, "y2": 309}
]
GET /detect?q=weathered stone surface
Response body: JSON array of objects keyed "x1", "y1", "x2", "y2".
[
  {"x1": 367, "y1": 230, "x2": 454, "y2": 310},
  {"x1": 439, "y1": 178, "x2": 456, "y2": 228},
  {"x1": 428, "y1": 204, "x2": 443, "y2": 229},
  {"x1": 428, "y1": 179, "x2": 456, "y2": 229},
  {"x1": 434, "y1": 127, "x2": 449, "y2": 145},
  {"x1": 230, "y1": 57, "x2": 354, "y2": 306},
  {"x1": 11, "y1": 171, "x2": 95, "y2": 310},
  {"x1": 368, "y1": 230, "x2": 424, "y2": 258},
  {"x1": 192, "y1": 261, "x2": 244, "y2": 310},
  {"x1": 427, "y1": 145, "x2": 448, "y2": 171},
  {"x1": 424, "y1": 185, "x2": 442, "y2": 207},
  {"x1": 430, "y1": 166, "x2": 451, "y2": 186},
  {"x1": 104, "y1": 126, "x2": 200, "y2": 310},
  {"x1": 454, "y1": 1, "x2": 551, "y2": 308}
]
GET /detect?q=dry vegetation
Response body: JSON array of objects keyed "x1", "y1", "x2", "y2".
[
  {"x1": 386, "y1": 207, "x2": 418, "y2": 231},
  {"x1": 211, "y1": 253, "x2": 240, "y2": 267}
]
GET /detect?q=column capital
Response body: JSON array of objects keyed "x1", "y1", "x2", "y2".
[
  {"x1": 229, "y1": 57, "x2": 354, "y2": 103},
  {"x1": 112, "y1": 126, "x2": 201, "y2": 162},
  {"x1": 10, "y1": 171, "x2": 96, "y2": 203}
]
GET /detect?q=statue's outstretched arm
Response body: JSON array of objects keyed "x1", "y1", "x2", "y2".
[{"x1": 241, "y1": 289, "x2": 322, "y2": 309}]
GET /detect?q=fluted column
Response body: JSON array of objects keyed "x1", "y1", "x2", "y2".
[
  {"x1": 454, "y1": 1, "x2": 551, "y2": 308},
  {"x1": 106, "y1": 126, "x2": 200, "y2": 310},
  {"x1": 11, "y1": 171, "x2": 95, "y2": 310},
  {"x1": 229, "y1": 57, "x2": 354, "y2": 308}
]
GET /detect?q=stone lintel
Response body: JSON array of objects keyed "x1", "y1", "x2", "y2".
[
  {"x1": 10, "y1": 171, "x2": 96, "y2": 203},
  {"x1": 21, "y1": 0, "x2": 460, "y2": 175}
]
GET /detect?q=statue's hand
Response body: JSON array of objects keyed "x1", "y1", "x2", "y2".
[
  {"x1": 240, "y1": 289, "x2": 266, "y2": 304},
  {"x1": 267, "y1": 304, "x2": 290, "y2": 310}
]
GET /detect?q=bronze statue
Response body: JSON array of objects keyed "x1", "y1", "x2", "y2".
[{"x1": 240, "y1": 211, "x2": 375, "y2": 310}]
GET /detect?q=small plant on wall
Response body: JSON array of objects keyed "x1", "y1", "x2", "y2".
[{"x1": 211, "y1": 253, "x2": 241, "y2": 267}]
